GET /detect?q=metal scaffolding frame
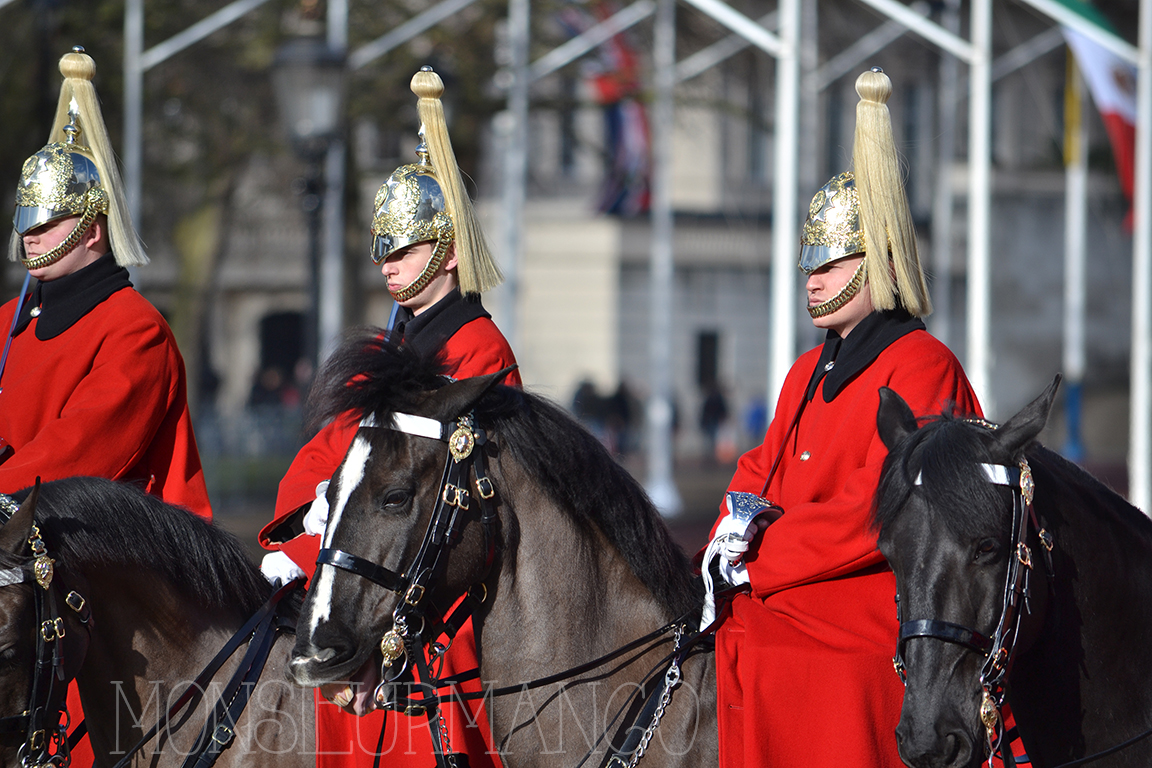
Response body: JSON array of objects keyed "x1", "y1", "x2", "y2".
[{"x1": 82, "y1": 0, "x2": 1152, "y2": 509}]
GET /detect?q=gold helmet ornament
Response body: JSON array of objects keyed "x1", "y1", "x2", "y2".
[
  {"x1": 799, "y1": 67, "x2": 931, "y2": 319},
  {"x1": 10, "y1": 47, "x2": 147, "y2": 270},
  {"x1": 370, "y1": 66, "x2": 502, "y2": 301}
]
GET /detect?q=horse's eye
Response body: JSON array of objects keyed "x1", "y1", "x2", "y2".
[
  {"x1": 0, "y1": 644, "x2": 17, "y2": 666},
  {"x1": 975, "y1": 538, "x2": 997, "y2": 559},
  {"x1": 382, "y1": 489, "x2": 410, "y2": 508}
]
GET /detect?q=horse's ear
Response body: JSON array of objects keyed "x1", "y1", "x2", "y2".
[
  {"x1": 424, "y1": 366, "x2": 516, "y2": 421},
  {"x1": 0, "y1": 482, "x2": 39, "y2": 555},
  {"x1": 995, "y1": 374, "x2": 1061, "y2": 457},
  {"x1": 877, "y1": 387, "x2": 919, "y2": 451}
]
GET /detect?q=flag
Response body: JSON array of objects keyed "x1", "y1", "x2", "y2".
[
  {"x1": 557, "y1": 1, "x2": 651, "y2": 215},
  {"x1": 1060, "y1": 3, "x2": 1137, "y2": 223}
]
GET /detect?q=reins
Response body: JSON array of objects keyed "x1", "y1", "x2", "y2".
[
  {"x1": 107, "y1": 577, "x2": 302, "y2": 768},
  {"x1": 316, "y1": 407, "x2": 718, "y2": 768}
]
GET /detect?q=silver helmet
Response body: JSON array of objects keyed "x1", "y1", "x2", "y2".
[
  {"x1": 14, "y1": 115, "x2": 109, "y2": 270},
  {"x1": 370, "y1": 141, "x2": 455, "y2": 302}
]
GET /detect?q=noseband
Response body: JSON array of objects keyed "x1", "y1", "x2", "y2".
[
  {"x1": 893, "y1": 455, "x2": 1054, "y2": 767},
  {"x1": 0, "y1": 500, "x2": 91, "y2": 768},
  {"x1": 314, "y1": 409, "x2": 500, "y2": 765}
]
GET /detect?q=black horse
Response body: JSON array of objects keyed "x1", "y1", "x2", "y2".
[
  {"x1": 874, "y1": 377, "x2": 1152, "y2": 768},
  {"x1": 286, "y1": 334, "x2": 716, "y2": 767}
]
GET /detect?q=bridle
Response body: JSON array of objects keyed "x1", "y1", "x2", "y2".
[
  {"x1": 0, "y1": 500, "x2": 92, "y2": 768},
  {"x1": 315, "y1": 409, "x2": 501, "y2": 766},
  {"x1": 313, "y1": 408, "x2": 712, "y2": 768},
  {"x1": 892, "y1": 451, "x2": 1054, "y2": 768}
]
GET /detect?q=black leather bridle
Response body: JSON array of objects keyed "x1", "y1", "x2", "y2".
[
  {"x1": 0, "y1": 502, "x2": 92, "y2": 768},
  {"x1": 314, "y1": 409, "x2": 501, "y2": 768},
  {"x1": 893, "y1": 455, "x2": 1053, "y2": 768}
]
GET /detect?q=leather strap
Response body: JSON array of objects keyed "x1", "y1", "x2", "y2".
[
  {"x1": 898, "y1": 619, "x2": 992, "y2": 656},
  {"x1": 316, "y1": 548, "x2": 406, "y2": 593}
]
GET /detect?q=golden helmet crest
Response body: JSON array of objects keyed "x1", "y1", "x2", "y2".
[
  {"x1": 799, "y1": 171, "x2": 864, "y2": 275},
  {"x1": 370, "y1": 150, "x2": 454, "y2": 266}
]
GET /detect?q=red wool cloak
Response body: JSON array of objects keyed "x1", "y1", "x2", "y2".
[
  {"x1": 0, "y1": 287, "x2": 211, "y2": 518},
  {"x1": 713, "y1": 329, "x2": 981, "y2": 768}
]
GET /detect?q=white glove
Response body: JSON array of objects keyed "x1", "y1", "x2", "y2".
[
  {"x1": 699, "y1": 491, "x2": 777, "y2": 631},
  {"x1": 260, "y1": 551, "x2": 306, "y2": 585},
  {"x1": 712, "y1": 511, "x2": 758, "y2": 566},
  {"x1": 302, "y1": 480, "x2": 330, "y2": 537}
]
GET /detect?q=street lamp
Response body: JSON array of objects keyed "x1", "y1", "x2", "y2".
[{"x1": 272, "y1": 35, "x2": 345, "y2": 370}]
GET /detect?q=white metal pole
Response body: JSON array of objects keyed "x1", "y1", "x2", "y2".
[
  {"x1": 1063, "y1": 54, "x2": 1088, "y2": 460},
  {"x1": 1129, "y1": 0, "x2": 1152, "y2": 510},
  {"x1": 123, "y1": 0, "x2": 144, "y2": 230},
  {"x1": 646, "y1": 0, "x2": 682, "y2": 516},
  {"x1": 966, "y1": 0, "x2": 993, "y2": 413},
  {"x1": 501, "y1": 0, "x2": 529, "y2": 351},
  {"x1": 931, "y1": 0, "x2": 960, "y2": 347},
  {"x1": 319, "y1": 0, "x2": 347, "y2": 363},
  {"x1": 769, "y1": 0, "x2": 800, "y2": 415}
]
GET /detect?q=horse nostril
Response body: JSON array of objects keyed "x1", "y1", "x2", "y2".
[{"x1": 291, "y1": 645, "x2": 336, "y2": 666}]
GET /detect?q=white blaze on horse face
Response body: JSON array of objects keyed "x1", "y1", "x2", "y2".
[{"x1": 308, "y1": 432, "x2": 372, "y2": 633}]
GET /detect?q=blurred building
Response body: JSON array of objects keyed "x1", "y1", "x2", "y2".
[{"x1": 95, "y1": 0, "x2": 1133, "y2": 469}]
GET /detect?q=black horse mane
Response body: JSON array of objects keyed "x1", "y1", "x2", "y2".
[
  {"x1": 1, "y1": 478, "x2": 272, "y2": 617},
  {"x1": 873, "y1": 413, "x2": 1013, "y2": 540},
  {"x1": 874, "y1": 409, "x2": 1152, "y2": 544},
  {"x1": 309, "y1": 330, "x2": 700, "y2": 618}
]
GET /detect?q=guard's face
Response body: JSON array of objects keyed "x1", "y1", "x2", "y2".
[
  {"x1": 806, "y1": 255, "x2": 873, "y2": 337},
  {"x1": 381, "y1": 241, "x2": 458, "y2": 314},
  {"x1": 21, "y1": 214, "x2": 102, "y2": 282}
]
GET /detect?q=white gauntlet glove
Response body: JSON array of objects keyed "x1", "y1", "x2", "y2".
[
  {"x1": 700, "y1": 491, "x2": 780, "y2": 630},
  {"x1": 260, "y1": 551, "x2": 306, "y2": 585},
  {"x1": 302, "y1": 480, "x2": 330, "y2": 537}
]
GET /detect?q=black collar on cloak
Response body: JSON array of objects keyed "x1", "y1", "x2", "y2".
[
  {"x1": 393, "y1": 288, "x2": 491, "y2": 359},
  {"x1": 804, "y1": 308, "x2": 926, "y2": 403},
  {"x1": 14, "y1": 253, "x2": 134, "y2": 340}
]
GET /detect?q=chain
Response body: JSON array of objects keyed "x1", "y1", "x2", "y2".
[
  {"x1": 436, "y1": 708, "x2": 455, "y2": 765},
  {"x1": 626, "y1": 626, "x2": 685, "y2": 767}
]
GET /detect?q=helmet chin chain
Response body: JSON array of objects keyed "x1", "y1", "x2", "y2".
[
  {"x1": 388, "y1": 237, "x2": 451, "y2": 303},
  {"x1": 807, "y1": 258, "x2": 867, "y2": 319},
  {"x1": 21, "y1": 191, "x2": 105, "y2": 271}
]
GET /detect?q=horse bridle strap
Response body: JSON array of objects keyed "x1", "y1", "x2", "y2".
[
  {"x1": 0, "y1": 520, "x2": 92, "y2": 768},
  {"x1": 315, "y1": 549, "x2": 407, "y2": 594},
  {"x1": 898, "y1": 619, "x2": 991, "y2": 656}
]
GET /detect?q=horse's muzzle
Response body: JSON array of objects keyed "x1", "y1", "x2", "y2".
[{"x1": 895, "y1": 713, "x2": 982, "y2": 768}]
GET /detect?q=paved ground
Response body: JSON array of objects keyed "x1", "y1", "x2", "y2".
[{"x1": 212, "y1": 458, "x2": 736, "y2": 566}]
